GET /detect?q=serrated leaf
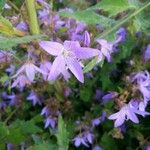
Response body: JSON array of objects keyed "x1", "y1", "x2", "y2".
[
  {"x1": 91, "y1": 0, "x2": 131, "y2": 17},
  {"x1": 0, "y1": 34, "x2": 47, "y2": 50},
  {"x1": 56, "y1": 115, "x2": 69, "y2": 150},
  {"x1": 60, "y1": 10, "x2": 116, "y2": 27}
]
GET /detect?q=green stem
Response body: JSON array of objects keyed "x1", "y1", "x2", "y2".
[
  {"x1": 98, "y1": 1, "x2": 150, "y2": 39},
  {"x1": 4, "y1": 107, "x2": 19, "y2": 124},
  {"x1": 7, "y1": 0, "x2": 20, "y2": 12},
  {"x1": 26, "y1": 0, "x2": 40, "y2": 34}
]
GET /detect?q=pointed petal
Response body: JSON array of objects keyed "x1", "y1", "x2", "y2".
[
  {"x1": 12, "y1": 65, "x2": 25, "y2": 78},
  {"x1": 39, "y1": 41, "x2": 64, "y2": 56},
  {"x1": 33, "y1": 65, "x2": 47, "y2": 75},
  {"x1": 74, "y1": 47, "x2": 99, "y2": 60},
  {"x1": 48, "y1": 56, "x2": 65, "y2": 81},
  {"x1": 25, "y1": 64, "x2": 35, "y2": 82},
  {"x1": 108, "y1": 112, "x2": 120, "y2": 120},
  {"x1": 64, "y1": 40, "x2": 80, "y2": 50},
  {"x1": 66, "y1": 57, "x2": 84, "y2": 83},
  {"x1": 127, "y1": 109, "x2": 139, "y2": 123},
  {"x1": 114, "y1": 115, "x2": 125, "y2": 127}
]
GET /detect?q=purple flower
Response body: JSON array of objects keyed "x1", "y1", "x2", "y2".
[
  {"x1": 73, "y1": 132, "x2": 94, "y2": 147},
  {"x1": 38, "y1": 9, "x2": 51, "y2": 25},
  {"x1": 93, "y1": 146, "x2": 103, "y2": 150},
  {"x1": 40, "y1": 60, "x2": 52, "y2": 80},
  {"x1": 27, "y1": 91, "x2": 42, "y2": 106},
  {"x1": 39, "y1": 40, "x2": 99, "y2": 83},
  {"x1": 108, "y1": 101, "x2": 149, "y2": 127},
  {"x1": 44, "y1": 116, "x2": 56, "y2": 128},
  {"x1": 94, "y1": 89, "x2": 104, "y2": 101},
  {"x1": 16, "y1": 21, "x2": 28, "y2": 31},
  {"x1": 11, "y1": 74, "x2": 31, "y2": 89},
  {"x1": 115, "y1": 27, "x2": 127, "y2": 44},
  {"x1": 132, "y1": 71, "x2": 150, "y2": 103},
  {"x1": 73, "y1": 136, "x2": 89, "y2": 147},
  {"x1": 146, "y1": 146, "x2": 150, "y2": 150},
  {"x1": 0, "y1": 50, "x2": 11, "y2": 63},
  {"x1": 7, "y1": 144, "x2": 17, "y2": 150},
  {"x1": 92, "y1": 112, "x2": 106, "y2": 127},
  {"x1": 41, "y1": 106, "x2": 50, "y2": 116},
  {"x1": 102, "y1": 92, "x2": 118, "y2": 103},
  {"x1": 6, "y1": 65, "x2": 15, "y2": 76},
  {"x1": 7, "y1": 93, "x2": 20, "y2": 106},
  {"x1": 12, "y1": 62, "x2": 46, "y2": 82},
  {"x1": 83, "y1": 31, "x2": 91, "y2": 47},
  {"x1": 64, "y1": 87, "x2": 72, "y2": 97},
  {"x1": 97, "y1": 39, "x2": 114, "y2": 62},
  {"x1": 144, "y1": 44, "x2": 150, "y2": 61},
  {"x1": 0, "y1": 101, "x2": 7, "y2": 109}
]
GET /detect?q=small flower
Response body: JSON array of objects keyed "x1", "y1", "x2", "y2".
[
  {"x1": 27, "y1": 91, "x2": 42, "y2": 106},
  {"x1": 40, "y1": 60, "x2": 52, "y2": 80},
  {"x1": 97, "y1": 39, "x2": 114, "y2": 62},
  {"x1": 115, "y1": 27, "x2": 127, "y2": 44},
  {"x1": 92, "y1": 145, "x2": 103, "y2": 150},
  {"x1": 73, "y1": 135, "x2": 89, "y2": 147},
  {"x1": 108, "y1": 102, "x2": 149, "y2": 127},
  {"x1": 102, "y1": 92, "x2": 118, "y2": 103},
  {"x1": 83, "y1": 31, "x2": 91, "y2": 47},
  {"x1": 16, "y1": 21, "x2": 28, "y2": 31},
  {"x1": 144, "y1": 44, "x2": 150, "y2": 62},
  {"x1": 12, "y1": 62, "x2": 46, "y2": 82},
  {"x1": 6, "y1": 65, "x2": 15, "y2": 76},
  {"x1": 73, "y1": 131, "x2": 94, "y2": 148},
  {"x1": 39, "y1": 40, "x2": 99, "y2": 83},
  {"x1": 44, "y1": 116, "x2": 56, "y2": 128},
  {"x1": 132, "y1": 71, "x2": 150, "y2": 103},
  {"x1": 92, "y1": 112, "x2": 106, "y2": 127},
  {"x1": 11, "y1": 74, "x2": 31, "y2": 89}
]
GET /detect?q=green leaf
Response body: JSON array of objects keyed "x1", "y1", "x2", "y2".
[
  {"x1": 0, "y1": 0, "x2": 5, "y2": 12},
  {"x1": 92, "y1": 0, "x2": 131, "y2": 17},
  {"x1": 101, "y1": 133, "x2": 118, "y2": 150},
  {"x1": 56, "y1": 115, "x2": 69, "y2": 150},
  {"x1": 60, "y1": 10, "x2": 116, "y2": 26},
  {"x1": 0, "y1": 15, "x2": 25, "y2": 36},
  {"x1": 27, "y1": 142, "x2": 58, "y2": 150},
  {"x1": 83, "y1": 57, "x2": 98, "y2": 73},
  {"x1": 0, "y1": 35, "x2": 47, "y2": 50},
  {"x1": 0, "y1": 122, "x2": 9, "y2": 143}
]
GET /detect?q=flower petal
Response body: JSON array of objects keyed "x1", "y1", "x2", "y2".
[
  {"x1": 39, "y1": 41, "x2": 64, "y2": 56},
  {"x1": 127, "y1": 109, "x2": 139, "y2": 123},
  {"x1": 25, "y1": 64, "x2": 35, "y2": 82},
  {"x1": 48, "y1": 56, "x2": 65, "y2": 81},
  {"x1": 74, "y1": 47, "x2": 99, "y2": 60},
  {"x1": 64, "y1": 40, "x2": 80, "y2": 50},
  {"x1": 66, "y1": 57, "x2": 84, "y2": 83}
]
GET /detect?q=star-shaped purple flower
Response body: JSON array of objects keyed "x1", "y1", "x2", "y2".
[{"x1": 39, "y1": 40, "x2": 99, "y2": 83}]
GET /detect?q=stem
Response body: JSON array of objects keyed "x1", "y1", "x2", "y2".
[
  {"x1": 7, "y1": 0, "x2": 20, "y2": 12},
  {"x1": 4, "y1": 107, "x2": 19, "y2": 124},
  {"x1": 98, "y1": 1, "x2": 150, "y2": 39},
  {"x1": 26, "y1": 0, "x2": 40, "y2": 34}
]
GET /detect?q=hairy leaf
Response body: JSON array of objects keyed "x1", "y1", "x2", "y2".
[
  {"x1": 0, "y1": 34, "x2": 47, "y2": 50},
  {"x1": 56, "y1": 115, "x2": 69, "y2": 150},
  {"x1": 91, "y1": 0, "x2": 131, "y2": 17},
  {"x1": 60, "y1": 10, "x2": 116, "y2": 27}
]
